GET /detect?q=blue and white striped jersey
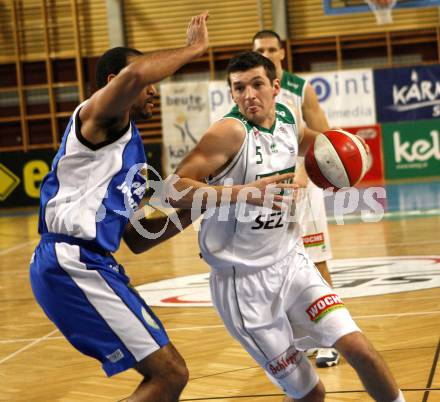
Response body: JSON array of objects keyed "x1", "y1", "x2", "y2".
[{"x1": 38, "y1": 101, "x2": 148, "y2": 252}]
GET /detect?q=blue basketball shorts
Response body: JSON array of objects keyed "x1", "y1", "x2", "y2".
[{"x1": 30, "y1": 237, "x2": 169, "y2": 376}]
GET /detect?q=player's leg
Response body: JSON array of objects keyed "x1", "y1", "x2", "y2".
[
  {"x1": 299, "y1": 181, "x2": 339, "y2": 366},
  {"x1": 309, "y1": 259, "x2": 340, "y2": 368},
  {"x1": 128, "y1": 343, "x2": 188, "y2": 402},
  {"x1": 287, "y1": 251, "x2": 404, "y2": 401},
  {"x1": 314, "y1": 261, "x2": 332, "y2": 286},
  {"x1": 286, "y1": 249, "x2": 359, "y2": 372},
  {"x1": 30, "y1": 240, "x2": 188, "y2": 402},
  {"x1": 209, "y1": 265, "x2": 323, "y2": 401},
  {"x1": 300, "y1": 182, "x2": 333, "y2": 288},
  {"x1": 281, "y1": 381, "x2": 325, "y2": 402},
  {"x1": 334, "y1": 332, "x2": 404, "y2": 402}
]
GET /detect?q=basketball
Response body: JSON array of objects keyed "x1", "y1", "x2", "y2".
[{"x1": 304, "y1": 129, "x2": 369, "y2": 190}]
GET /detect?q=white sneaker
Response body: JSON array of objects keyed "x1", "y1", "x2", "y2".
[
  {"x1": 316, "y1": 348, "x2": 340, "y2": 367},
  {"x1": 304, "y1": 348, "x2": 318, "y2": 357}
]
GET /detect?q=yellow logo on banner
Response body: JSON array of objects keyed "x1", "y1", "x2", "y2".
[{"x1": 0, "y1": 163, "x2": 20, "y2": 201}]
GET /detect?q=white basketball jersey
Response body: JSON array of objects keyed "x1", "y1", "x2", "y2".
[
  {"x1": 199, "y1": 102, "x2": 302, "y2": 270},
  {"x1": 277, "y1": 70, "x2": 307, "y2": 124}
]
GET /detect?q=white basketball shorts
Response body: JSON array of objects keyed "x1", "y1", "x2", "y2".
[{"x1": 209, "y1": 247, "x2": 360, "y2": 399}]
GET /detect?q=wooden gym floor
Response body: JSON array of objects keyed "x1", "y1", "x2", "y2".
[{"x1": 0, "y1": 180, "x2": 439, "y2": 402}]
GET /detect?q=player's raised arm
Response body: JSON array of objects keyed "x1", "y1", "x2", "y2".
[
  {"x1": 301, "y1": 83, "x2": 330, "y2": 133},
  {"x1": 283, "y1": 98, "x2": 322, "y2": 156},
  {"x1": 80, "y1": 11, "x2": 209, "y2": 144}
]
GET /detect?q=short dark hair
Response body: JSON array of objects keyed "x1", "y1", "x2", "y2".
[
  {"x1": 226, "y1": 51, "x2": 277, "y2": 86},
  {"x1": 252, "y1": 30, "x2": 283, "y2": 48},
  {"x1": 95, "y1": 47, "x2": 143, "y2": 89}
]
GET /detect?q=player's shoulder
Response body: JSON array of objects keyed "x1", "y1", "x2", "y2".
[
  {"x1": 281, "y1": 70, "x2": 307, "y2": 95},
  {"x1": 275, "y1": 102, "x2": 296, "y2": 125},
  {"x1": 221, "y1": 105, "x2": 253, "y2": 132},
  {"x1": 207, "y1": 111, "x2": 246, "y2": 141}
]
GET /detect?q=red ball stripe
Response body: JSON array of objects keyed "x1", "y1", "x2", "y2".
[
  {"x1": 324, "y1": 130, "x2": 364, "y2": 186},
  {"x1": 304, "y1": 139, "x2": 335, "y2": 190}
]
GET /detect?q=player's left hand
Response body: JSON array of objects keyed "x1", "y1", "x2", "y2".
[
  {"x1": 356, "y1": 135, "x2": 370, "y2": 154},
  {"x1": 186, "y1": 11, "x2": 209, "y2": 56}
]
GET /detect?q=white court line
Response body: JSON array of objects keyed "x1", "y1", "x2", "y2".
[
  {"x1": 0, "y1": 239, "x2": 37, "y2": 256},
  {"x1": 1, "y1": 310, "x2": 439, "y2": 349},
  {"x1": 0, "y1": 335, "x2": 63, "y2": 344},
  {"x1": 353, "y1": 311, "x2": 440, "y2": 320},
  {"x1": 333, "y1": 240, "x2": 440, "y2": 251},
  {"x1": 346, "y1": 294, "x2": 440, "y2": 304},
  {"x1": 0, "y1": 329, "x2": 58, "y2": 365}
]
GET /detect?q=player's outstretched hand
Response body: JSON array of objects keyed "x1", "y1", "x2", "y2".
[
  {"x1": 244, "y1": 172, "x2": 298, "y2": 210},
  {"x1": 355, "y1": 134, "x2": 370, "y2": 154},
  {"x1": 186, "y1": 11, "x2": 209, "y2": 56}
]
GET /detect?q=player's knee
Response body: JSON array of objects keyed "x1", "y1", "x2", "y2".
[
  {"x1": 166, "y1": 359, "x2": 189, "y2": 390},
  {"x1": 145, "y1": 358, "x2": 188, "y2": 396},
  {"x1": 135, "y1": 345, "x2": 189, "y2": 392},
  {"x1": 296, "y1": 381, "x2": 325, "y2": 402},
  {"x1": 274, "y1": 353, "x2": 323, "y2": 400},
  {"x1": 151, "y1": 356, "x2": 189, "y2": 391},
  {"x1": 336, "y1": 332, "x2": 377, "y2": 367}
]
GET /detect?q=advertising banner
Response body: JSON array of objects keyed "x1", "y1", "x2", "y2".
[
  {"x1": 374, "y1": 64, "x2": 440, "y2": 123},
  {"x1": 0, "y1": 144, "x2": 162, "y2": 208},
  {"x1": 381, "y1": 120, "x2": 440, "y2": 179},
  {"x1": 0, "y1": 150, "x2": 53, "y2": 208},
  {"x1": 208, "y1": 80, "x2": 233, "y2": 124},
  {"x1": 343, "y1": 125, "x2": 384, "y2": 184},
  {"x1": 301, "y1": 68, "x2": 376, "y2": 127},
  {"x1": 160, "y1": 81, "x2": 211, "y2": 176}
]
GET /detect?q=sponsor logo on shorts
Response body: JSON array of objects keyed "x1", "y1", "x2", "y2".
[
  {"x1": 266, "y1": 345, "x2": 302, "y2": 379},
  {"x1": 303, "y1": 233, "x2": 324, "y2": 248},
  {"x1": 142, "y1": 307, "x2": 160, "y2": 330},
  {"x1": 106, "y1": 349, "x2": 124, "y2": 363},
  {"x1": 306, "y1": 294, "x2": 345, "y2": 323}
]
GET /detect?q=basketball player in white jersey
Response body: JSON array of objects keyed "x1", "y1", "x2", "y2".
[
  {"x1": 168, "y1": 52, "x2": 405, "y2": 402},
  {"x1": 29, "y1": 12, "x2": 209, "y2": 402},
  {"x1": 252, "y1": 30, "x2": 338, "y2": 367}
]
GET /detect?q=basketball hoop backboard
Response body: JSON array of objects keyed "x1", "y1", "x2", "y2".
[{"x1": 323, "y1": 0, "x2": 440, "y2": 15}]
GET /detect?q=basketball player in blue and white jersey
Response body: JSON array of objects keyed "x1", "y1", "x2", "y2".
[
  {"x1": 252, "y1": 30, "x2": 338, "y2": 368},
  {"x1": 29, "y1": 12, "x2": 208, "y2": 402},
  {"x1": 169, "y1": 52, "x2": 405, "y2": 402}
]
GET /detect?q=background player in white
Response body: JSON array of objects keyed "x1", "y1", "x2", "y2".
[
  {"x1": 29, "y1": 12, "x2": 208, "y2": 402},
  {"x1": 252, "y1": 30, "x2": 338, "y2": 367},
  {"x1": 168, "y1": 52, "x2": 405, "y2": 402}
]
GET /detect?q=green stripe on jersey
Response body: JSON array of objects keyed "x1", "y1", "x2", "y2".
[{"x1": 280, "y1": 70, "x2": 306, "y2": 97}]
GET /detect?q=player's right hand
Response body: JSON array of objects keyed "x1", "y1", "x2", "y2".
[
  {"x1": 186, "y1": 11, "x2": 209, "y2": 56},
  {"x1": 244, "y1": 172, "x2": 299, "y2": 210}
]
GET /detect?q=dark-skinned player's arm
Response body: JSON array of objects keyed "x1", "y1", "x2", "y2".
[
  {"x1": 122, "y1": 207, "x2": 200, "y2": 254},
  {"x1": 79, "y1": 12, "x2": 209, "y2": 144},
  {"x1": 167, "y1": 118, "x2": 297, "y2": 210}
]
